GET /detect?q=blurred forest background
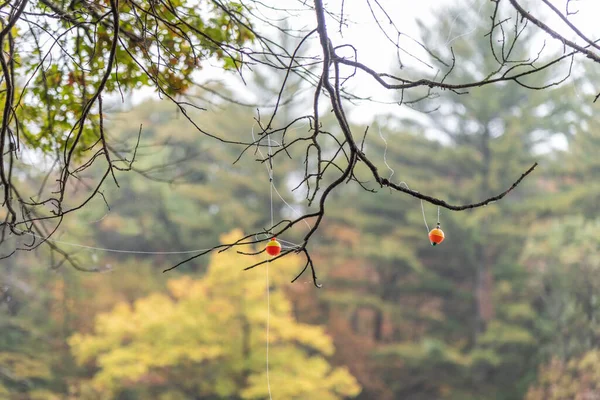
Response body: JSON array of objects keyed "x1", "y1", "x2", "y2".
[{"x1": 2, "y1": 3, "x2": 600, "y2": 400}]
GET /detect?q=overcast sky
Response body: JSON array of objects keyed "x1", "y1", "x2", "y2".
[{"x1": 130, "y1": 0, "x2": 600, "y2": 127}]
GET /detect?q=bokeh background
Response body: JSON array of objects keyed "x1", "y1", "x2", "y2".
[{"x1": 2, "y1": 1, "x2": 600, "y2": 399}]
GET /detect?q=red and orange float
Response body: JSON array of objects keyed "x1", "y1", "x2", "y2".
[
  {"x1": 265, "y1": 237, "x2": 282, "y2": 256},
  {"x1": 428, "y1": 224, "x2": 445, "y2": 246}
]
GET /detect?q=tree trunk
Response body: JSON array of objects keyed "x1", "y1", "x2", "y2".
[{"x1": 475, "y1": 127, "x2": 495, "y2": 339}]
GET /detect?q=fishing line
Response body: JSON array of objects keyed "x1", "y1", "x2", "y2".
[
  {"x1": 13, "y1": 229, "x2": 214, "y2": 255},
  {"x1": 251, "y1": 124, "x2": 312, "y2": 231},
  {"x1": 265, "y1": 129, "x2": 274, "y2": 400},
  {"x1": 398, "y1": 180, "x2": 441, "y2": 240},
  {"x1": 444, "y1": 0, "x2": 487, "y2": 46},
  {"x1": 378, "y1": 125, "x2": 395, "y2": 184},
  {"x1": 10, "y1": 126, "x2": 308, "y2": 258},
  {"x1": 377, "y1": 124, "x2": 439, "y2": 238}
]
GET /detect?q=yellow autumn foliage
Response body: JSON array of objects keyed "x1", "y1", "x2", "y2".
[{"x1": 69, "y1": 229, "x2": 361, "y2": 399}]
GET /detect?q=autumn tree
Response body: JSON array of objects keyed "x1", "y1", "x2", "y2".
[
  {"x1": 68, "y1": 230, "x2": 361, "y2": 399},
  {"x1": 525, "y1": 352, "x2": 600, "y2": 400}
]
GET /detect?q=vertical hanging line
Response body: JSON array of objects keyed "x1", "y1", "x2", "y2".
[
  {"x1": 420, "y1": 199, "x2": 430, "y2": 234},
  {"x1": 399, "y1": 181, "x2": 430, "y2": 236},
  {"x1": 266, "y1": 132, "x2": 273, "y2": 400},
  {"x1": 268, "y1": 133, "x2": 274, "y2": 234},
  {"x1": 378, "y1": 125, "x2": 395, "y2": 193}
]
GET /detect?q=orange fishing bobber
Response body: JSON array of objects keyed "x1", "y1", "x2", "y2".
[
  {"x1": 265, "y1": 237, "x2": 282, "y2": 256},
  {"x1": 428, "y1": 223, "x2": 445, "y2": 246}
]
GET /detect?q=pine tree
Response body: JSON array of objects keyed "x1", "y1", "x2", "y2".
[{"x1": 305, "y1": 3, "x2": 578, "y2": 398}]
